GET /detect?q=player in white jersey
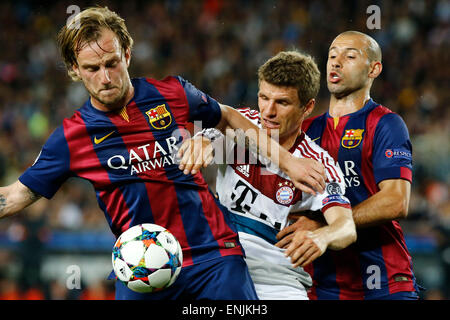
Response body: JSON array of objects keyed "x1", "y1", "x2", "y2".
[{"x1": 178, "y1": 51, "x2": 357, "y2": 299}]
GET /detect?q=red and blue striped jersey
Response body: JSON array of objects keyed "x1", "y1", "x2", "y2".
[
  {"x1": 302, "y1": 99, "x2": 418, "y2": 299},
  {"x1": 19, "y1": 76, "x2": 243, "y2": 267}
]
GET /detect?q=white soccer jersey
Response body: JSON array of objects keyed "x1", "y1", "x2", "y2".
[{"x1": 208, "y1": 107, "x2": 351, "y2": 299}]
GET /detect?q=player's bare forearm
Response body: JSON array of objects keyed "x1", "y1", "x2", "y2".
[
  {"x1": 278, "y1": 206, "x2": 355, "y2": 267},
  {"x1": 321, "y1": 206, "x2": 357, "y2": 250},
  {"x1": 0, "y1": 181, "x2": 41, "y2": 218},
  {"x1": 216, "y1": 104, "x2": 284, "y2": 165},
  {"x1": 351, "y1": 179, "x2": 411, "y2": 228},
  {"x1": 216, "y1": 104, "x2": 326, "y2": 195}
]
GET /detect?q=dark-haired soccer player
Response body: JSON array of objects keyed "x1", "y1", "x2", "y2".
[
  {"x1": 0, "y1": 7, "x2": 327, "y2": 300},
  {"x1": 277, "y1": 31, "x2": 420, "y2": 300}
]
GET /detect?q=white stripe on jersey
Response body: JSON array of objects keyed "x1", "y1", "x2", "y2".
[
  {"x1": 237, "y1": 107, "x2": 260, "y2": 123},
  {"x1": 301, "y1": 137, "x2": 342, "y2": 184},
  {"x1": 295, "y1": 137, "x2": 341, "y2": 184}
]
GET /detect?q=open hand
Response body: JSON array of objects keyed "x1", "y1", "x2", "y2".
[
  {"x1": 275, "y1": 214, "x2": 326, "y2": 249},
  {"x1": 282, "y1": 229, "x2": 328, "y2": 268},
  {"x1": 177, "y1": 135, "x2": 214, "y2": 175},
  {"x1": 284, "y1": 156, "x2": 327, "y2": 196}
]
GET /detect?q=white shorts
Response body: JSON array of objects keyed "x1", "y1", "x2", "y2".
[
  {"x1": 254, "y1": 283, "x2": 308, "y2": 300},
  {"x1": 240, "y1": 233, "x2": 311, "y2": 300}
]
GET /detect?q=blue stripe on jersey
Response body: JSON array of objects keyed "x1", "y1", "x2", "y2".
[
  {"x1": 117, "y1": 183, "x2": 155, "y2": 227},
  {"x1": 226, "y1": 213, "x2": 278, "y2": 245},
  {"x1": 176, "y1": 76, "x2": 222, "y2": 128},
  {"x1": 375, "y1": 167, "x2": 409, "y2": 184},
  {"x1": 315, "y1": 288, "x2": 340, "y2": 300},
  {"x1": 135, "y1": 79, "x2": 223, "y2": 264},
  {"x1": 312, "y1": 254, "x2": 339, "y2": 299},
  {"x1": 78, "y1": 104, "x2": 155, "y2": 230},
  {"x1": 171, "y1": 186, "x2": 223, "y2": 263},
  {"x1": 372, "y1": 112, "x2": 413, "y2": 184},
  {"x1": 357, "y1": 230, "x2": 390, "y2": 298},
  {"x1": 95, "y1": 191, "x2": 114, "y2": 233},
  {"x1": 19, "y1": 126, "x2": 72, "y2": 199},
  {"x1": 305, "y1": 113, "x2": 328, "y2": 144}
]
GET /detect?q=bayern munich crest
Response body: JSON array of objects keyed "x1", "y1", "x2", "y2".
[{"x1": 276, "y1": 182, "x2": 295, "y2": 205}]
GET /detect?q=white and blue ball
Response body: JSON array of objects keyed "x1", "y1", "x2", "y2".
[{"x1": 112, "y1": 223, "x2": 183, "y2": 293}]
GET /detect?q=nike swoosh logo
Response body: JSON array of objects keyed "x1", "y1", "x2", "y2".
[{"x1": 94, "y1": 131, "x2": 115, "y2": 144}]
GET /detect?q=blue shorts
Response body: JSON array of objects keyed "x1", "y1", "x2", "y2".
[{"x1": 115, "y1": 255, "x2": 258, "y2": 300}]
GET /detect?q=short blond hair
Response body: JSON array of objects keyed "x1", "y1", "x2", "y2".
[
  {"x1": 258, "y1": 51, "x2": 320, "y2": 106},
  {"x1": 57, "y1": 6, "x2": 134, "y2": 81}
]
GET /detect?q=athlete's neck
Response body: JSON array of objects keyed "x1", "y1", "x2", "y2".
[
  {"x1": 329, "y1": 87, "x2": 371, "y2": 118},
  {"x1": 279, "y1": 130, "x2": 301, "y2": 151}
]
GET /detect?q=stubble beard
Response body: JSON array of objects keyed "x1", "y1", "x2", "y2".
[
  {"x1": 91, "y1": 82, "x2": 129, "y2": 111},
  {"x1": 328, "y1": 84, "x2": 351, "y2": 99},
  {"x1": 328, "y1": 81, "x2": 365, "y2": 100}
]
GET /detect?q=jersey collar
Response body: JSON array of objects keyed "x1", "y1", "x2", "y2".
[{"x1": 326, "y1": 98, "x2": 378, "y2": 119}]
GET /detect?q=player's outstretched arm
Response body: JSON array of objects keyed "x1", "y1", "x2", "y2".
[
  {"x1": 0, "y1": 180, "x2": 41, "y2": 219},
  {"x1": 276, "y1": 206, "x2": 356, "y2": 268},
  {"x1": 215, "y1": 104, "x2": 326, "y2": 195}
]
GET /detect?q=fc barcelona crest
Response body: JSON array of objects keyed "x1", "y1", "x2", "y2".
[
  {"x1": 146, "y1": 104, "x2": 172, "y2": 130},
  {"x1": 341, "y1": 129, "x2": 364, "y2": 149}
]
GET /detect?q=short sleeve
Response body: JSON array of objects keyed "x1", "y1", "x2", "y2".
[
  {"x1": 372, "y1": 113, "x2": 413, "y2": 184},
  {"x1": 19, "y1": 126, "x2": 72, "y2": 199},
  {"x1": 176, "y1": 76, "x2": 222, "y2": 128}
]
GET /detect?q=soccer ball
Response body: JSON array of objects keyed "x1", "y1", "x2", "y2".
[{"x1": 112, "y1": 223, "x2": 183, "y2": 293}]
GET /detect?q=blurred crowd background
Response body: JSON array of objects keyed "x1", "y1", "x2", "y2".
[{"x1": 0, "y1": 0, "x2": 448, "y2": 300}]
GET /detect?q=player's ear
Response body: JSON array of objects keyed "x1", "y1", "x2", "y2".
[
  {"x1": 124, "y1": 47, "x2": 131, "y2": 67},
  {"x1": 303, "y1": 99, "x2": 315, "y2": 118},
  {"x1": 72, "y1": 62, "x2": 80, "y2": 75},
  {"x1": 368, "y1": 61, "x2": 382, "y2": 79},
  {"x1": 71, "y1": 63, "x2": 81, "y2": 81}
]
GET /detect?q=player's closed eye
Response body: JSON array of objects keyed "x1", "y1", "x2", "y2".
[
  {"x1": 106, "y1": 61, "x2": 118, "y2": 68},
  {"x1": 87, "y1": 66, "x2": 99, "y2": 72}
]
